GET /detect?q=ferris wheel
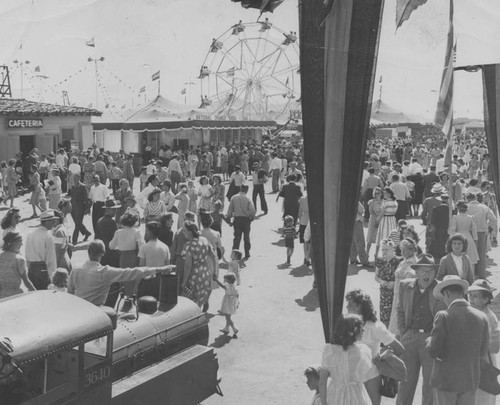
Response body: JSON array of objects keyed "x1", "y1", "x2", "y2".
[{"x1": 198, "y1": 20, "x2": 300, "y2": 122}]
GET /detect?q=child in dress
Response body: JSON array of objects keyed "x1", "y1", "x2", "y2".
[
  {"x1": 226, "y1": 249, "x2": 242, "y2": 285},
  {"x1": 282, "y1": 215, "x2": 297, "y2": 265},
  {"x1": 210, "y1": 200, "x2": 231, "y2": 235},
  {"x1": 468, "y1": 279, "x2": 500, "y2": 405},
  {"x1": 319, "y1": 314, "x2": 372, "y2": 405},
  {"x1": 213, "y1": 273, "x2": 239, "y2": 335},
  {"x1": 48, "y1": 268, "x2": 69, "y2": 292},
  {"x1": 305, "y1": 366, "x2": 321, "y2": 405}
]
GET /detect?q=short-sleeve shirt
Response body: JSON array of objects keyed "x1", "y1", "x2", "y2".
[
  {"x1": 0, "y1": 251, "x2": 27, "y2": 299},
  {"x1": 138, "y1": 240, "x2": 170, "y2": 267},
  {"x1": 361, "y1": 320, "x2": 395, "y2": 358}
]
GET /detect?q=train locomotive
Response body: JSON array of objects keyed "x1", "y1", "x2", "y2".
[{"x1": 0, "y1": 274, "x2": 221, "y2": 404}]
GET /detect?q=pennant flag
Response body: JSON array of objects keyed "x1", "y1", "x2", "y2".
[
  {"x1": 285, "y1": 77, "x2": 289, "y2": 87},
  {"x1": 181, "y1": 88, "x2": 186, "y2": 95},
  {"x1": 379, "y1": 75, "x2": 383, "y2": 83},
  {"x1": 226, "y1": 67, "x2": 235, "y2": 77},
  {"x1": 85, "y1": 37, "x2": 95, "y2": 47},
  {"x1": 151, "y1": 71, "x2": 160, "y2": 81},
  {"x1": 34, "y1": 66, "x2": 40, "y2": 72},
  {"x1": 121, "y1": 104, "x2": 126, "y2": 109},
  {"x1": 396, "y1": 0, "x2": 429, "y2": 28},
  {"x1": 88, "y1": 103, "x2": 93, "y2": 108},
  {"x1": 139, "y1": 86, "x2": 146, "y2": 93},
  {"x1": 300, "y1": 0, "x2": 384, "y2": 341},
  {"x1": 434, "y1": 0, "x2": 455, "y2": 141}
]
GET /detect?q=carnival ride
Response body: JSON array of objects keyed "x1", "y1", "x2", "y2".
[
  {"x1": 198, "y1": 20, "x2": 300, "y2": 122},
  {"x1": 0, "y1": 275, "x2": 220, "y2": 404}
]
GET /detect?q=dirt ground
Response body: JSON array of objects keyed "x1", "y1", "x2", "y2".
[{"x1": 10, "y1": 179, "x2": 500, "y2": 404}]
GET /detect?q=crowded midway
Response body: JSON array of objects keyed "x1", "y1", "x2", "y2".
[{"x1": 0, "y1": 123, "x2": 499, "y2": 404}]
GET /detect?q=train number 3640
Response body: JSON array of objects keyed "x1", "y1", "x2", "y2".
[{"x1": 84, "y1": 366, "x2": 111, "y2": 387}]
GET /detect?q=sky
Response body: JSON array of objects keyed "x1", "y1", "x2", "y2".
[{"x1": 0, "y1": 0, "x2": 499, "y2": 120}]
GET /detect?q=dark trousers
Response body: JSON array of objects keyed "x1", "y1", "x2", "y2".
[
  {"x1": 363, "y1": 188, "x2": 373, "y2": 221},
  {"x1": 271, "y1": 169, "x2": 280, "y2": 192},
  {"x1": 252, "y1": 184, "x2": 268, "y2": 213},
  {"x1": 395, "y1": 200, "x2": 408, "y2": 221},
  {"x1": 476, "y1": 231, "x2": 488, "y2": 278},
  {"x1": 92, "y1": 202, "x2": 105, "y2": 233},
  {"x1": 233, "y1": 217, "x2": 251, "y2": 256},
  {"x1": 350, "y1": 220, "x2": 369, "y2": 264},
  {"x1": 28, "y1": 262, "x2": 50, "y2": 290},
  {"x1": 71, "y1": 208, "x2": 90, "y2": 244}
]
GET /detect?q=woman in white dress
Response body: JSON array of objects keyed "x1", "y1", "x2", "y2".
[
  {"x1": 346, "y1": 289, "x2": 404, "y2": 405},
  {"x1": 449, "y1": 200, "x2": 479, "y2": 265},
  {"x1": 376, "y1": 188, "x2": 398, "y2": 245},
  {"x1": 319, "y1": 314, "x2": 372, "y2": 405},
  {"x1": 388, "y1": 238, "x2": 417, "y2": 334}
]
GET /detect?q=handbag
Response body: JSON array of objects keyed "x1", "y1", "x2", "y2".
[
  {"x1": 379, "y1": 375, "x2": 398, "y2": 398},
  {"x1": 373, "y1": 349, "x2": 407, "y2": 382},
  {"x1": 479, "y1": 352, "x2": 500, "y2": 395}
]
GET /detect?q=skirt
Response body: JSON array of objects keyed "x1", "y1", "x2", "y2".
[
  {"x1": 119, "y1": 250, "x2": 139, "y2": 295},
  {"x1": 376, "y1": 215, "x2": 397, "y2": 245}
]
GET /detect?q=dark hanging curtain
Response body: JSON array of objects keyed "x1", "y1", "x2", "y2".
[
  {"x1": 300, "y1": 0, "x2": 384, "y2": 342},
  {"x1": 482, "y1": 64, "x2": 500, "y2": 213}
]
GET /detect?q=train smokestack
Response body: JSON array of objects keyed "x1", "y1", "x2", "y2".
[{"x1": 159, "y1": 273, "x2": 178, "y2": 310}]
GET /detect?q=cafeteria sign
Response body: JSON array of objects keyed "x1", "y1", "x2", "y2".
[{"x1": 7, "y1": 119, "x2": 43, "y2": 129}]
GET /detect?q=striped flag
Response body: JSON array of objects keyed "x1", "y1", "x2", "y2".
[
  {"x1": 34, "y1": 66, "x2": 40, "y2": 72},
  {"x1": 396, "y1": 0, "x2": 429, "y2": 28},
  {"x1": 300, "y1": 0, "x2": 384, "y2": 341},
  {"x1": 151, "y1": 71, "x2": 160, "y2": 81},
  {"x1": 139, "y1": 86, "x2": 146, "y2": 93},
  {"x1": 180, "y1": 88, "x2": 186, "y2": 95},
  {"x1": 434, "y1": 0, "x2": 455, "y2": 141},
  {"x1": 85, "y1": 37, "x2": 95, "y2": 47}
]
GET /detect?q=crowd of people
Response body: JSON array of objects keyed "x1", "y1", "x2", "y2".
[
  {"x1": 315, "y1": 128, "x2": 500, "y2": 405},
  {"x1": 0, "y1": 139, "x2": 309, "y2": 339}
]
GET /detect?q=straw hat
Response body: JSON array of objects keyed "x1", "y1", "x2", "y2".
[
  {"x1": 433, "y1": 275, "x2": 469, "y2": 300},
  {"x1": 468, "y1": 279, "x2": 495, "y2": 294},
  {"x1": 431, "y1": 183, "x2": 443, "y2": 194}
]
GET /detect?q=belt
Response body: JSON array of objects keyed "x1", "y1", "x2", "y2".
[
  {"x1": 93, "y1": 201, "x2": 105, "y2": 205},
  {"x1": 411, "y1": 328, "x2": 431, "y2": 333}
]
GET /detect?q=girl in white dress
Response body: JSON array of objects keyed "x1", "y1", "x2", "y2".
[
  {"x1": 213, "y1": 273, "x2": 239, "y2": 335},
  {"x1": 319, "y1": 314, "x2": 372, "y2": 405}
]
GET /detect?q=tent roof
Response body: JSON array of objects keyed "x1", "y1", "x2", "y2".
[
  {"x1": 370, "y1": 100, "x2": 427, "y2": 125},
  {"x1": 0, "y1": 98, "x2": 101, "y2": 117}
]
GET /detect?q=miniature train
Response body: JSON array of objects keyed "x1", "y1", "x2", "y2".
[{"x1": 0, "y1": 275, "x2": 221, "y2": 404}]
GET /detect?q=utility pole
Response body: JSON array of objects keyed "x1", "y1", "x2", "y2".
[
  {"x1": 13, "y1": 59, "x2": 30, "y2": 98},
  {"x1": 88, "y1": 56, "x2": 105, "y2": 109}
]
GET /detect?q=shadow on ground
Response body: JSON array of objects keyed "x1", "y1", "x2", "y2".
[
  {"x1": 210, "y1": 333, "x2": 237, "y2": 348},
  {"x1": 289, "y1": 264, "x2": 313, "y2": 277},
  {"x1": 295, "y1": 288, "x2": 319, "y2": 312}
]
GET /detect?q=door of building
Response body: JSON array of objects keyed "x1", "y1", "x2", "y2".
[{"x1": 19, "y1": 135, "x2": 35, "y2": 158}]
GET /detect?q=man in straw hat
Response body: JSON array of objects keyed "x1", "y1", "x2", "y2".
[
  {"x1": 25, "y1": 210, "x2": 59, "y2": 290},
  {"x1": 427, "y1": 275, "x2": 489, "y2": 404},
  {"x1": 396, "y1": 254, "x2": 446, "y2": 405},
  {"x1": 421, "y1": 183, "x2": 443, "y2": 252}
]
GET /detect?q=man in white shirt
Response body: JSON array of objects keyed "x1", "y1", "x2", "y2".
[
  {"x1": 160, "y1": 179, "x2": 176, "y2": 212},
  {"x1": 408, "y1": 158, "x2": 423, "y2": 176},
  {"x1": 167, "y1": 154, "x2": 182, "y2": 194},
  {"x1": 390, "y1": 174, "x2": 410, "y2": 221},
  {"x1": 229, "y1": 165, "x2": 246, "y2": 192},
  {"x1": 68, "y1": 240, "x2": 173, "y2": 306},
  {"x1": 89, "y1": 175, "x2": 109, "y2": 232},
  {"x1": 269, "y1": 152, "x2": 282, "y2": 192},
  {"x1": 436, "y1": 154, "x2": 445, "y2": 174},
  {"x1": 25, "y1": 210, "x2": 59, "y2": 290}
]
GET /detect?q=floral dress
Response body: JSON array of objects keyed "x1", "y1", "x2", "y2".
[
  {"x1": 375, "y1": 256, "x2": 402, "y2": 327},
  {"x1": 367, "y1": 198, "x2": 382, "y2": 244},
  {"x1": 212, "y1": 183, "x2": 225, "y2": 209},
  {"x1": 181, "y1": 237, "x2": 215, "y2": 308},
  {"x1": 198, "y1": 184, "x2": 214, "y2": 211},
  {"x1": 83, "y1": 161, "x2": 95, "y2": 191},
  {"x1": 389, "y1": 256, "x2": 417, "y2": 334}
]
